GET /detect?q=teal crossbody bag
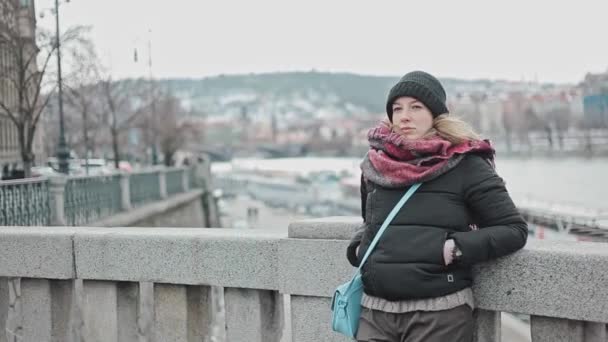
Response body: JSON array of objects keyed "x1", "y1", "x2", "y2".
[{"x1": 330, "y1": 182, "x2": 421, "y2": 338}]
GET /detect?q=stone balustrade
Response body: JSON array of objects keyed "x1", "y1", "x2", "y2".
[{"x1": 0, "y1": 218, "x2": 606, "y2": 342}]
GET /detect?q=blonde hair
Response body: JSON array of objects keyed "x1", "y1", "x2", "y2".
[
  {"x1": 386, "y1": 113, "x2": 482, "y2": 145},
  {"x1": 424, "y1": 114, "x2": 481, "y2": 144}
]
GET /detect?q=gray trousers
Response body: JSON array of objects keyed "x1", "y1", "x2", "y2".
[{"x1": 356, "y1": 305, "x2": 474, "y2": 342}]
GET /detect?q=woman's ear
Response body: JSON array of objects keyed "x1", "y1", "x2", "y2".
[{"x1": 381, "y1": 118, "x2": 394, "y2": 131}]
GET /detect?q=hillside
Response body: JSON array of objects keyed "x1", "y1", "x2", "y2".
[{"x1": 157, "y1": 71, "x2": 560, "y2": 120}]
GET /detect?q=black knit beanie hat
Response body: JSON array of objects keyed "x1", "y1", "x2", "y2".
[{"x1": 386, "y1": 71, "x2": 449, "y2": 122}]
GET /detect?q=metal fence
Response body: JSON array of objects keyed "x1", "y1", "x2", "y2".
[
  {"x1": 166, "y1": 169, "x2": 184, "y2": 196},
  {"x1": 0, "y1": 178, "x2": 50, "y2": 226},
  {"x1": 64, "y1": 174, "x2": 122, "y2": 226},
  {"x1": 189, "y1": 167, "x2": 196, "y2": 190},
  {"x1": 130, "y1": 171, "x2": 162, "y2": 207},
  {"x1": 1, "y1": 166, "x2": 198, "y2": 227}
]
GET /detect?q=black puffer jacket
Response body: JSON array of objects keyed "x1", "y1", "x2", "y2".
[{"x1": 346, "y1": 154, "x2": 528, "y2": 301}]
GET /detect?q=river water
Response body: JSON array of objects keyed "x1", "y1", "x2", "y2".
[{"x1": 213, "y1": 156, "x2": 608, "y2": 211}]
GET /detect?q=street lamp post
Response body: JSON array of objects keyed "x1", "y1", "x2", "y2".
[
  {"x1": 134, "y1": 29, "x2": 158, "y2": 165},
  {"x1": 54, "y1": 0, "x2": 70, "y2": 174}
]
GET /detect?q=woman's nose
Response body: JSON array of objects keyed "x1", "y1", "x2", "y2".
[{"x1": 399, "y1": 113, "x2": 411, "y2": 122}]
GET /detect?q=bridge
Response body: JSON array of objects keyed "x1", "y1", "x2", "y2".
[
  {"x1": 0, "y1": 165, "x2": 607, "y2": 342},
  {"x1": 0, "y1": 220, "x2": 606, "y2": 342}
]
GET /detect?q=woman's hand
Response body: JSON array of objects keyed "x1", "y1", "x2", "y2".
[{"x1": 443, "y1": 239, "x2": 455, "y2": 266}]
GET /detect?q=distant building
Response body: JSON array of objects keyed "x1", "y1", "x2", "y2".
[
  {"x1": 0, "y1": 0, "x2": 43, "y2": 178},
  {"x1": 448, "y1": 92, "x2": 504, "y2": 136},
  {"x1": 0, "y1": 0, "x2": 21, "y2": 176},
  {"x1": 580, "y1": 72, "x2": 608, "y2": 128}
]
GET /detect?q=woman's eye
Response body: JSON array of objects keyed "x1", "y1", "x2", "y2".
[
  {"x1": 393, "y1": 107, "x2": 402, "y2": 112},
  {"x1": 412, "y1": 105, "x2": 422, "y2": 110}
]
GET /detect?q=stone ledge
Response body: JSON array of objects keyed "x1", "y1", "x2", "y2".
[
  {"x1": 0, "y1": 227, "x2": 76, "y2": 279},
  {"x1": 2, "y1": 221, "x2": 608, "y2": 325},
  {"x1": 87, "y1": 189, "x2": 204, "y2": 227},
  {"x1": 74, "y1": 228, "x2": 283, "y2": 290},
  {"x1": 279, "y1": 238, "x2": 352, "y2": 297},
  {"x1": 278, "y1": 234, "x2": 608, "y2": 324},
  {"x1": 288, "y1": 216, "x2": 362, "y2": 240},
  {"x1": 472, "y1": 239, "x2": 608, "y2": 323}
]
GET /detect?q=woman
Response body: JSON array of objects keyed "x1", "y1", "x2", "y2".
[{"x1": 346, "y1": 71, "x2": 528, "y2": 342}]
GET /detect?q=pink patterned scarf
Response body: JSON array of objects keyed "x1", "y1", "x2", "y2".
[{"x1": 361, "y1": 122, "x2": 495, "y2": 188}]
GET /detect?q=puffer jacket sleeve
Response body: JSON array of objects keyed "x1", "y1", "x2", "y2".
[
  {"x1": 346, "y1": 175, "x2": 367, "y2": 267},
  {"x1": 449, "y1": 155, "x2": 528, "y2": 266}
]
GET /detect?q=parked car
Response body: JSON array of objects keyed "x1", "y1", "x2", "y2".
[
  {"x1": 31, "y1": 166, "x2": 60, "y2": 178},
  {"x1": 80, "y1": 159, "x2": 113, "y2": 175}
]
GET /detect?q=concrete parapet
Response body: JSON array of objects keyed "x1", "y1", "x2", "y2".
[
  {"x1": 287, "y1": 218, "x2": 608, "y2": 323},
  {"x1": 286, "y1": 217, "x2": 608, "y2": 341},
  {"x1": 279, "y1": 238, "x2": 352, "y2": 297},
  {"x1": 0, "y1": 228, "x2": 75, "y2": 279},
  {"x1": 0, "y1": 218, "x2": 607, "y2": 341},
  {"x1": 224, "y1": 288, "x2": 283, "y2": 342},
  {"x1": 472, "y1": 240, "x2": 608, "y2": 323},
  {"x1": 288, "y1": 216, "x2": 361, "y2": 240},
  {"x1": 74, "y1": 227, "x2": 282, "y2": 289}
]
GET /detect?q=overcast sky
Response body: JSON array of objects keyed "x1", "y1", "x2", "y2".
[{"x1": 37, "y1": 0, "x2": 608, "y2": 84}]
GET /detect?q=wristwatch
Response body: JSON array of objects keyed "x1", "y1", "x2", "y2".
[{"x1": 452, "y1": 244, "x2": 463, "y2": 262}]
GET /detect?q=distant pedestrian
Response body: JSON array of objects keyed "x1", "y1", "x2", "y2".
[{"x1": 347, "y1": 71, "x2": 528, "y2": 342}]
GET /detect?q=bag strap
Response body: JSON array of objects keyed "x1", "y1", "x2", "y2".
[{"x1": 357, "y1": 182, "x2": 421, "y2": 272}]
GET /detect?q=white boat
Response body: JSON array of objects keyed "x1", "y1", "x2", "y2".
[{"x1": 245, "y1": 174, "x2": 316, "y2": 210}]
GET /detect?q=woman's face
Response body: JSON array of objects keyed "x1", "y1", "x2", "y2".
[{"x1": 391, "y1": 96, "x2": 434, "y2": 140}]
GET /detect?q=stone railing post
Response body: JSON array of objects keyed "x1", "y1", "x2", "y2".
[
  {"x1": 224, "y1": 288, "x2": 284, "y2": 342},
  {"x1": 159, "y1": 169, "x2": 167, "y2": 199},
  {"x1": 281, "y1": 217, "x2": 362, "y2": 342},
  {"x1": 194, "y1": 156, "x2": 220, "y2": 227},
  {"x1": 119, "y1": 173, "x2": 131, "y2": 210},
  {"x1": 473, "y1": 309, "x2": 501, "y2": 342},
  {"x1": 194, "y1": 156, "x2": 211, "y2": 190},
  {"x1": 49, "y1": 177, "x2": 67, "y2": 226},
  {"x1": 181, "y1": 167, "x2": 190, "y2": 192}
]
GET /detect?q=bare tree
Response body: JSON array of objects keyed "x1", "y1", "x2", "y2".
[
  {"x1": 151, "y1": 92, "x2": 202, "y2": 166},
  {"x1": 134, "y1": 81, "x2": 164, "y2": 165},
  {"x1": 546, "y1": 107, "x2": 571, "y2": 151},
  {"x1": 0, "y1": 24, "x2": 88, "y2": 177},
  {"x1": 64, "y1": 84, "x2": 102, "y2": 167},
  {"x1": 63, "y1": 36, "x2": 103, "y2": 173},
  {"x1": 0, "y1": 29, "x2": 52, "y2": 177},
  {"x1": 99, "y1": 77, "x2": 146, "y2": 169}
]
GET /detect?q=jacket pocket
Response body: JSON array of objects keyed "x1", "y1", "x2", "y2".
[
  {"x1": 373, "y1": 226, "x2": 448, "y2": 266},
  {"x1": 369, "y1": 262, "x2": 470, "y2": 300}
]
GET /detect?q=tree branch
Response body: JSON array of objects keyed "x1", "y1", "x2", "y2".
[
  {"x1": 32, "y1": 90, "x2": 55, "y2": 130},
  {"x1": 0, "y1": 101, "x2": 17, "y2": 124}
]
